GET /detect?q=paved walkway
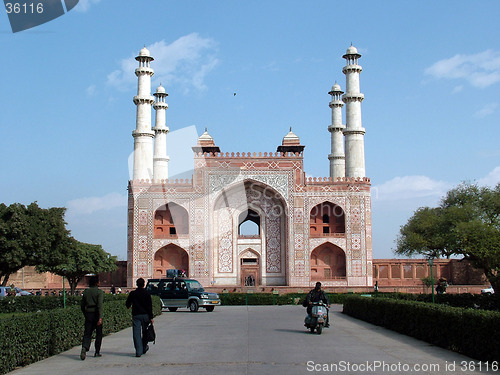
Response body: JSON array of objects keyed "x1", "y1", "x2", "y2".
[{"x1": 9, "y1": 305, "x2": 496, "y2": 375}]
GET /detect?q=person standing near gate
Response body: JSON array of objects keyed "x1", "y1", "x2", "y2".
[
  {"x1": 80, "y1": 275, "x2": 104, "y2": 360},
  {"x1": 126, "y1": 277, "x2": 154, "y2": 357}
]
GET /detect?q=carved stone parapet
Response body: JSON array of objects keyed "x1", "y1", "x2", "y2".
[
  {"x1": 135, "y1": 67, "x2": 154, "y2": 76},
  {"x1": 133, "y1": 96, "x2": 155, "y2": 105},
  {"x1": 342, "y1": 93, "x2": 364, "y2": 103},
  {"x1": 132, "y1": 130, "x2": 155, "y2": 138},
  {"x1": 194, "y1": 151, "x2": 304, "y2": 159},
  {"x1": 305, "y1": 176, "x2": 371, "y2": 184},
  {"x1": 342, "y1": 64, "x2": 362, "y2": 74}
]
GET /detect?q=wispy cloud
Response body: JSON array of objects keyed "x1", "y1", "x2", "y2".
[
  {"x1": 373, "y1": 176, "x2": 450, "y2": 202},
  {"x1": 475, "y1": 103, "x2": 498, "y2": 118},
  {"x1": 66, "y1": 192, "x2": 127, "y2": 216},
  {"x1": 74, "y1": 0, "x2": 101, "y2": 12},
  {"x1": 478, "y1": 166, "x2": 500, "y2": 187},
  {"x1": 86, "y1": 84, "x2": 96, "y2": 97},
  {"x1": 107, "y1": 33, "x2": 219, "y2": 93},
  {"x1": 425, "y1": 50, "x2": 500, "y2": 88}
]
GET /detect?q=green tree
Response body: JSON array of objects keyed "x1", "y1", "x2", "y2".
[
  {"x1": 38, "y1": 238, "x2": 118, "y2": 295},
  {"x1": 0, "y1": 202, "x2": 71, "y2": 286},
  {"x1": 396, "y1": 183, "x2": 500, "y2": 293}
]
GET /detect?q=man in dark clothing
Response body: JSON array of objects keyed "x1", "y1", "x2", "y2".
[
  {"x1": 305, "y1": 282, "x2": 330, "y2": 327},
  {"x1": 126, "y1": 277, "x2": 154, "y2": 357},
  {"x1": 80, "y1": 275, "x2": 104, "y2": 360}
]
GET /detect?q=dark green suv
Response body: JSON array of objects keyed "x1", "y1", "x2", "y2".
[{"x1": 146, "y1": 278, "x2": 220, "y2": 312}]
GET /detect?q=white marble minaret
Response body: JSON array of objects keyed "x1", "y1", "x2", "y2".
[
  {"x1": 328, "y1": 83, "x2": 346, "y2": 179},
  {"x1": 153, "y1": 84, "x2": 169, "y2": 181},
  {"x1": 342, "y1": 45, "x2": 366, "y2": 178},
  {"x1": 132, "y1": 47, "x2": 155, "y2": 181}
]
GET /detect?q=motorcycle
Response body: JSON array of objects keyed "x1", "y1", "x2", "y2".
[{"x1": 304, "y1": 301, "x2": 329, "y2": 334}]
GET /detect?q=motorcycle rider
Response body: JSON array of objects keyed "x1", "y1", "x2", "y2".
[{"x1": 305, "y1": 282, "x2": 330, "y2": 327}]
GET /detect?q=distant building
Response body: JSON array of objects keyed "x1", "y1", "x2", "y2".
[{"x1": 127, "y1": 45, "x2": 373, "y2": 288}]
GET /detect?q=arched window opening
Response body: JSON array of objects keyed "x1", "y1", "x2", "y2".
[
  {"x1": 154, "y1": 244, "x2": 189, "y2": 278},
  {"x1": 154, "y1": 203, "x2": 189, "y2": 238},
  {"x1": 310, "y1": 244, "x2": 346, "y2": 280},
  {"x1": 238, "y1": 209, "x2": 260, "y2": 237},
  {"x1": 310, "y1": 202, "x2": 345, "y2": 237}
]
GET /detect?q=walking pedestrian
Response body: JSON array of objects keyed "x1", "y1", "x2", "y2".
[
  {"x1": 126, "y1": 277, "x2": 154, "y2": 357},
  {"x1": 80, "y1": 275, "x2": 104, "y2": 360}
]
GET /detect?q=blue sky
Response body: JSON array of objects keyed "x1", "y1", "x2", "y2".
[{"x1": 1, "y1": 0, "x2": 499, "y2": 260}]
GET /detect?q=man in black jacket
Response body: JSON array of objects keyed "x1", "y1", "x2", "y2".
[
  {"x1": 305, "y1": 282, "x2": 330, "y2": 327},
  {"x1": 126, "y1": 278, "x2": 154, "y2": 357},
  {"x1": 80, "y1": 275, "x2": 104, "y2": 360}
]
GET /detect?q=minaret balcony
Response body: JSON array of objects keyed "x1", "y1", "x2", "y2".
[
  {"x1": 329, "y1": 100, "x2": 344, "y2": 108},
  {"x1": 153, "y1": 127, "x2": 169, "y2": 134},
  {"x1": 342, "y1": 64, "x2": 362, "y2": 74},
  {"x1": 342, "y1": 93, "x2": 364, "y2": 103},
  {"x1": 328, "y1": 154, "x2": 346, "y2": 160},
  {"x1": 133, "y1": 96, "x2": 155, "y2": 105},
  {"x1": 135, "y1": 67, "x2": 154, "y2": 76},
  {"x1": 132, "y1": 130, "x2": 155, "y2": 138},
  {"x1": 153, "y1": 102, "x2": 169, "y2": 110},
  {"x1": 328, "y1": 124, "x2": 346, "y2": 132},
  {"x1": 343, "y1": 128, "x2": 365, "y2": 136}
]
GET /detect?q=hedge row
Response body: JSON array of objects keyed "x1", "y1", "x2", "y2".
[
  {"x1": 0, "y1": 296, "x2": 162, "y2": 375},
  {"x1": 0, "y1": 294, "x2": 130, "y2": 314},
  {"x1": 343, "y1": 295, "x2": 500, "y2": 362},
  {"x1": 376, "y1": 292, "x2": 500, "y2": 311},
  {"x1": 218, "y1": 292, "x2": 350, "y2": 305}
]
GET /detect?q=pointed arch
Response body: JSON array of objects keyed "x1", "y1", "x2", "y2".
[
  {"x1": 310, "y1": 243, "x2": 346, "y2": 280},
  {"x1": 154, "y1": 202, "x2": 189, "y2": 238},
  {"x1": 238, "y1": 208, "x2": 261, "y2": 236},
  {"x1": 310, "y1": 201, "x2": 345, "y2": 237},
  {"x1": 154, "y1": 244, "x2": 189, "y2": 278}
]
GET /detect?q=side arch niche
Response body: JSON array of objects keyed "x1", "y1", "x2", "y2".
[
  {"x1": 309, "y1": 202, "x2": 345, "y2": 237},
  {"x1": 154, "y1": 202, "x2": 189, "y2": 238},
  {"x1": 154, "y1": 244, "x2": 189, "y2": 278},
  {"x1": 310, "y1": 243, "x2": 346, "y2": 280}
]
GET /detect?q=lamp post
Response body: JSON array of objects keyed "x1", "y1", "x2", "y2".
[{"x1": 427, "y1": 258, "x2": 435, "y2": 303}]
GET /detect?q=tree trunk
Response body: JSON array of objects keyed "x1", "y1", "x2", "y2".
[
  {"x1": 1, "y1": 274, "x2": 10, "y2": 286},
  {"x1": 68, "y1": 277, "x2": 79, "y2": 296}
]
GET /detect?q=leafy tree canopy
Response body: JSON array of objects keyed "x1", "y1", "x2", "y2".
[
  {"x1": 0, "y1": 202, "x2": 71, "y2": 286},
  {"x1": 38, "y1": 238, "x2": 117, "y2": 295},
  {"x1": 396, "y1": 182, "x2": 500, "y2": 292}
]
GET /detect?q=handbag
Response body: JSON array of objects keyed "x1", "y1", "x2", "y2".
[{"x1": 145, "y1": 322, "x2": 156, "y2": 344}]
